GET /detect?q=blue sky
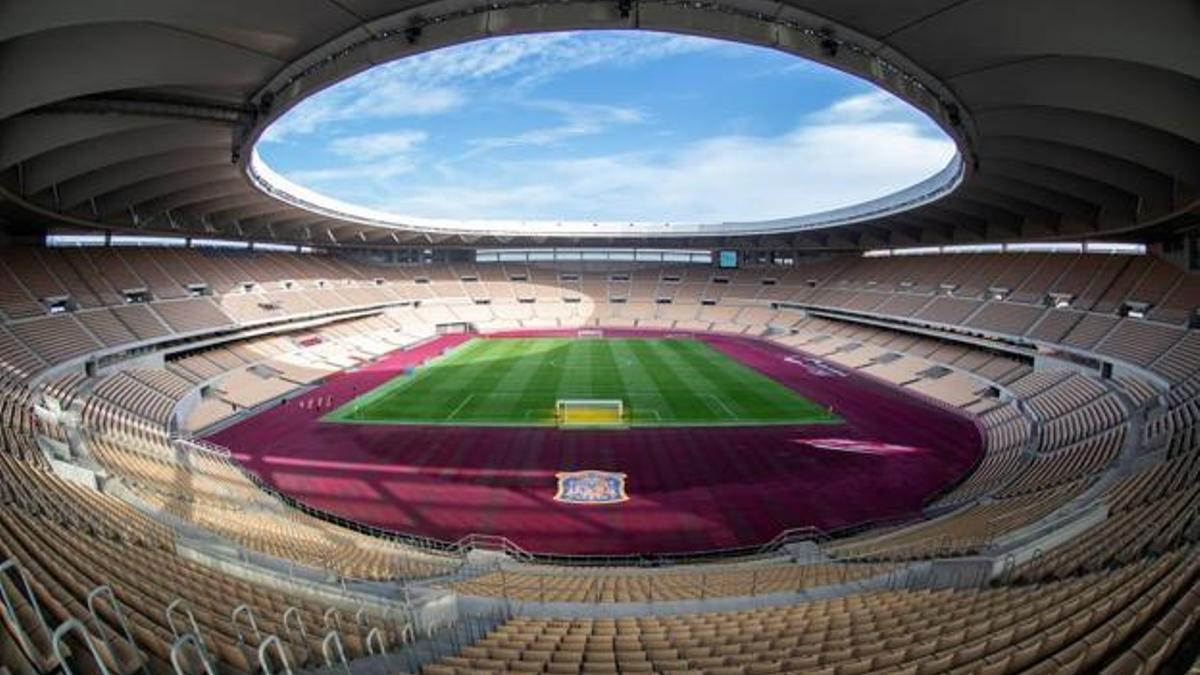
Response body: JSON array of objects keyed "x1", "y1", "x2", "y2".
[{"x1": 258, "y1": 31, "x2": 955, "y2": 224}]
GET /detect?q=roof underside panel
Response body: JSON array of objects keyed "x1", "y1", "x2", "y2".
[{"x1": 0, "y1": 0, "x2": 1196, "y2": 249}]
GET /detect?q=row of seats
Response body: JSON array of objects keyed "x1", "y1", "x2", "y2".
[
  {"x1": 934, "y1": 403, "x2": 1030, "y2": 506},
  {"x1": 451, "y1": 564, "x2": 895, "y2": 604},
  {"x1": 426, "y1": 548, "x2": 1199, "y2": 675},
  {"x1": 0, "y1": 436, "x2": 410, "y2": 675},
  {"x1": 90, "y1": 374, "x2": 178, "y2": 431},
  {"x1": 0, "y1": 247, "x2": 1195, "y2": 674},
  {"x1": 38, "y1": 297, "x2": 1033, "y2": 603},
  {"x1": 824, "y1": 481, "x2": 1090, "y2": 561},
  {"x1": 24, "y1": 308, "x2": 468, "y2": 583},
  {"x1": 10, "y1": 305, "x2": 1196, "y2": 573},
  {"x1": 1147, "y1": 378, "x2": 1200, "y2": 457},
  {"x1": 84, "y1": 431, "x2": 458, "y2": 582},
  {"x1": 770, "y1": 316, "x2": 1033, "y2": 411},
  {"x1": 1015, "y1": 451, "x2": 1200, "y2": 582},
  {"x1": 792, "y1": 300, "x2": 1192, "y2": 389},
  {"x1": 815, "y1": 253, "x2": 1197, "y2": 325},
  {"x1": 763, "y1": 315, "x2": 1134, "y2": 524},
  {"x1": 0, "y1": 248, "x2": 1193, "y2": 385},
  {"x1": 3, "y1": 249, "x2": 1194, "y2": 325}
]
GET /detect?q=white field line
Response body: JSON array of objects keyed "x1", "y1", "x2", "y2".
[
  {"x1": 706, "y1": 394, "x2": 738, "y2": 420},
  {"x1": 805, "y1": 445, "x2": 886, "y2": 456},
  {"x1": 446, "y1": 393, "x2": 475, "y2": 421}
]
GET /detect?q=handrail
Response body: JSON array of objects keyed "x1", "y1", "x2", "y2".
[
  {"x1": 354, "y1": 606, "x2": 370, "y2": 628},
  {"x1": 230, "y1": 604, "x2": 261, "y2": 645},
  {"x1": 170, "y1": 436, "x2": 231, "y2": 459},
  {"x1": 52, "y1": 618, "x2": 113, "y2": 675},
  {"x1": 165, "y1": 599, "x2": 203, "y2": 645},
  {"x1": 257, "y1": 635, "x2": 293, "y2": 675},
  {"x1": 87, "y1": 585, "x2": 144, "y2": 672},
  {"x1": 365, "y1": 627, "x2": 387, "y2": 656},
  {"x1": 281, "y1": 606, "x2": 308, "y2": 642},
  {"x1": 170, "y1": 634, "x2": 217, "y2": 675},
  {"x1": 322, "y1": 607, "x2": 342, "y2": 633},
  {"x1": 321, "y1": 631, "x2": 350, "y2": 673},
  {"x1": 0, "y1": 559, "x2": 56, "y2": 668},
  {"x1": 757, "y1": 526, "x2": 829, "y2": 554},
  {"x1": 453, "y1": 533, "x2": 535, "y2": 561}
]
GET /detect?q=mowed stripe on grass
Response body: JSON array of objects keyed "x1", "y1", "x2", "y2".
[{"x1": 325, "y1": 337, "x2": 837, "y2": 427}]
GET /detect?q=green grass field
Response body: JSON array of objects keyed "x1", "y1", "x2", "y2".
[{"x1": 325, "y1": 337, "x2": 837, "y2": 428}]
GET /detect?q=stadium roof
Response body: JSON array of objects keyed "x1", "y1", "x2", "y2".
[{"x1": 1, "y1": 0, "x2": 1197, "y2": 250}]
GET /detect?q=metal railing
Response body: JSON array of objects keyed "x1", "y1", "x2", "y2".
[
  {"x1": 440, "y1": 552, "x2": 916, "y2": 605},
  {"x1": 171, "y1": 435, "x2": 231, "y2": 458},
  {"x1": 171, "y1": 634, "x2": 217, "y2": 675},
  {"x1": 257, "y1": 635, "x2": 293, "y2": 675},
  {"x1": 52, "y1": 619, "x2": 113, "y2": 675},
  {"x1": 0, "y1": 559, "x2": 56, "y2": 670}
]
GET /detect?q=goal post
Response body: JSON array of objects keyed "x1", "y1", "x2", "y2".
[
  {"x1": 556, "y1": 399, "x2": 626, "y2": 428},
  {"x1": 576, "y1": 329, "x2": 604, "y2": 338}
]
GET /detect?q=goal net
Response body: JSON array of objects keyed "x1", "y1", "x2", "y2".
[
  {"x1": 577, "y1": 329, "x2": 604, "y2": 338},
  {"x1": 556, "y1": 399, "x2": 625, "y2": 428}
]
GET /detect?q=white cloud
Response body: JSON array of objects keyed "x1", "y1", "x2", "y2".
[
  {"x1": 360, "y1": 93, "x2": 957, "y2": 223},
  {"x1": 286, "y1": 156, "x2": 418, "y2": 185},
  {"x1": 329, "y1": 130, "x2": 428, "y2": 160},
  {"x1": 466, "y1": 101, "x2": 644, "y2": 155},
  {"x1": 284, "y1": 130, "x2": 429, "y2": 185},
  {"x1": 340, "y1": 82, "x2": 463, "y2": 118},
  {"x1": 386, "y1": 31, "x2": 717, "y2": 89},
  {"x1": 261, "y1": 31, "x2": 713, "y2": 143},
  {"x1": 260, "y1": 33, "x2": 958, "y2": 224},
  {"x1": 262, "y1": 82, "x2": 461, "y2": 142},
  {"x1": 807, "y1": 91, "x2": 907, "y2": 124}
]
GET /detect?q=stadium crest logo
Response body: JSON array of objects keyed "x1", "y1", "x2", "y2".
[{"x1": 554, "y1": 470, "x2": 629, "y2": 505}]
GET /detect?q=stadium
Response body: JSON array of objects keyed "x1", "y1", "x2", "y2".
[{"x1": 0, "y1": 1, "x2": 1198, "y2": 674}]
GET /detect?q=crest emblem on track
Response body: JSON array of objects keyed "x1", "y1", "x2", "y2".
[{"x1": 554, "y1": 470, "x2": 629, "y2": 504}]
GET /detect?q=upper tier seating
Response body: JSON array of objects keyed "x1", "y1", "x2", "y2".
[{"x1": 0, "y1": 247, "x2": 1192, "y2": 391}]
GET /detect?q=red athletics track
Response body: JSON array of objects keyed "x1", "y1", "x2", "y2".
[{"x1": 208, "y1": 330, "x2": 983, "y2": 556}]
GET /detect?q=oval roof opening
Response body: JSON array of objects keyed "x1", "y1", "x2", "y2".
[{"x1": 252, "y1": 30, "x2": 960, "y2": 237}]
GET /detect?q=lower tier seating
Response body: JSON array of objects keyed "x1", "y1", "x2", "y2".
[
  {"x1": 425, "y1": 550, "x2": 1199, "y2": 675},
  {"x1": 0, "y1": 436, "x2": 410, "y2": 675},
  {"x1": 451, "y1": 563, "x2": 894, "y2": 603}
]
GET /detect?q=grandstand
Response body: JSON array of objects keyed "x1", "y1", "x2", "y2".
[{"x1": 1, "y1": 1, "x2": 1199, "y2": 675}]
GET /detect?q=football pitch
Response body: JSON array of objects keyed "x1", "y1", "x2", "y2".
[{"x1": 325, "y1": 337, "x2": 838, "y2": 428}]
